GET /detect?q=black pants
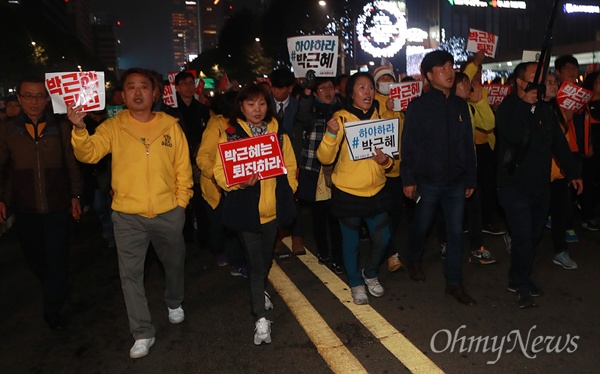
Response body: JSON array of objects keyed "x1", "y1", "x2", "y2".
[
  {"x1": 16, "y1": 210, "x2": 71, "y2": 317},
  {"x1": 498, "y1": 186, "x2": 550, "y2": 292},
  {"x1": 549, "y1": 179, "x2": 568, "y2": 254}
]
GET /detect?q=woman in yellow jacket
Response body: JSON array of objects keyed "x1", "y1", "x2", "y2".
[
  {"x1": 196, "y1": 92, "x2": 247, "y2": 277},
  {"x1": 317, "y1": 72, "x2": 393, "y2": 305},
  {"x1": 213, "y1": 83, "x2": 297, "y2": 345}
]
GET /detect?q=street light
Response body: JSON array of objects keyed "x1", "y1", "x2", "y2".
[
  {"x1": 319, "y1": 1, "x2": 326, "y2": 6},
  {"x1": 255, "y1": 37, "x2": 260, "y2": 42}
]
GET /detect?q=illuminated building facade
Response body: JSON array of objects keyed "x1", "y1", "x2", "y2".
[{"x1": 172, "y1": 0, "x2": 200, "y2": 70}]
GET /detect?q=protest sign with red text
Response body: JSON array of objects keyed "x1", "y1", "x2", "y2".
[
  {"x1": 389, "y1": 81, "x2": 423, "y2": 111},
  {"x1": 557, "y1": 81, "x2": 593, "y2": 113},
  {"x1": 467, "y1": 28, "x2": 498, "y2": 57},
  {"x1": 45, "y1": 71, "x2": 105, "y2": 114},
  {"x1": 218, "y1": 134, "x2": 287, "y2": 187},
  {"x1": 483, "y1": 84, "x2": 511, "y2": 106}
]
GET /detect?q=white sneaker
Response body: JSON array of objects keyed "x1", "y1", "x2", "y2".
[
  {"x1": 254, "y1": 317, "x2": 272, "y2": 345},
  {"x1": 362, "y1": 269, "x2": 384, "y2": 297},
  {"x1": 264, "y1": 291, "x2": 273, "y2": 310},
  {"x1": 351, "y1": 285, "x2": 369, "y2": 305},
  {"x1": 129, "y1": 337, "x2": 155, "y2": 359},
  {"x1": 168, "y1": 306, "x2": 185, "y2": 324}
]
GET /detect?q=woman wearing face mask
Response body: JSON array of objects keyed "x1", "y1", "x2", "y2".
[{"x1": 316, "y1": 72, "x2": 393, "y2": 305}]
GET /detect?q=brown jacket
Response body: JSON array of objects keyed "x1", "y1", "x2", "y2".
[{"x1": 0, "y1": 112, "x2": 81, "y2": 214}]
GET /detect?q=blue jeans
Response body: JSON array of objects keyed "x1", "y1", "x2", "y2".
[
  {"x1": 498, "y1": 186, "x2": 550, "y2": 291},
  {"x1": 338, "y1": 212, "x2": 390, "y2": 287},
  {"x1": 408, "y1": 184, "x2": 466, "y2": 285}
]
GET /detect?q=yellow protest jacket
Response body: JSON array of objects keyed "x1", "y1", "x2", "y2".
[
  {"x1": 196, "y1": 115, "x2": 229, "y2": 209},
  {"x1": 71, "y1": 110, "x2": 193, "y2": 218},
  {"x1": 316, "y1": 108, "x2": 392, "y2": 197},
  {"x1": 213, "y1": 118, "x2": 298, "y2": 224}
]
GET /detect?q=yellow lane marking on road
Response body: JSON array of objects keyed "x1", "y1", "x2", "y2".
[
  {"x1": 281, "y1": 237, "x2": 444, "y2": 374},
  {"x1": 269, "y1": 262, "x2": 367, "y2": 374}
]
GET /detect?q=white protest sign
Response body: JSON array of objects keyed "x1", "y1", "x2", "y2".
[
  {"x1": 45, "y1": 71, "x2": 105, "y2": 114},
  {"x1": 343, "y1": 118, "x2": 399, "y2": 161},
  {"x1": 466, "y1": 28, "x2": 498, "y2": 57},
  {"x1": 287, "y1": 35, "x2": 338, "y2": 78},
  {"x1": 522, "y1": 50, "x2": 541, "y2": 62},
  {"x1": 389, "y1": 81, "x2": 423, "y2": 111}
]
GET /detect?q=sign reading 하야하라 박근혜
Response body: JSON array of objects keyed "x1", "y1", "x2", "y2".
[
  {"x1": 287, "y1": 35, "x2": 339, "y2": 78},
  {"x1": 343, "y1": 118, "x2": 399, "y2": 161}
]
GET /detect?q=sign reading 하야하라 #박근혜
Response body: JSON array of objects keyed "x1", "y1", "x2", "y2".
[
  {"x1": 343, "y1": 118, "x2": 399, "y2": 161},
  {"x1": 287, "y1": 35, "x2": 338, "y2": 78},
  {"x1": 45, "y1": 71, "x2": 106, "y2": 114}
]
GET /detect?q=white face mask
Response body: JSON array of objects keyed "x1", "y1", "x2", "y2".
[{"x1": 377, "y1": 81, "x2": 392, "y2": 95}]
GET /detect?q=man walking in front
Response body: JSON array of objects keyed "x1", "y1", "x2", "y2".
[
  {"x1": 401, "y1": 50, "x2": 477, "y2": 305},
  {"x1": 68, "y1": 68, "x2": 193, "y2": 358},
  {"x1": 496, "y1": 62, "x2": 582, "y2": 309}
]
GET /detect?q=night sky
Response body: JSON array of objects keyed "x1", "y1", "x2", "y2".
[{"x1": 90, "y1": 0, "x2": 174, "y2": 76}]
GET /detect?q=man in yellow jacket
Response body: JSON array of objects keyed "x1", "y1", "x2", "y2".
[{"x1": 67, "y1": 68, "x2": 193, "y2": 359}]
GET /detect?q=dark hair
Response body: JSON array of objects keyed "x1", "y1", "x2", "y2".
[
  {"x1": 555, "y1": 55, "x2": 579, "y2": 71},
  {"x1": 400, "y1": 76, "x2": 416, "y2": 83},
  {"x1": 421, "y1": 50, "x2": 454, "y2": 81},
  {"x1": 174, "y1": 71, "x2": 195, "y2": 85},
  {"x1": 345, "y1": 72, "x2": 375, "y2": 102},
  {"x1": 120, "y1": 68, "x2": 156, "y2": 90},
  {"x1": 210, "y1": 91, "x2": 237, "y2": 117},
  {"x1": 335, "y1": 74, "x2": 349, "y2": 86},
  {"x1": 582, "y1": 71, "x2": 599, "y2": 92},
  {"x1": 513, "y1": 61, "x2": 537, "y2": 81},
  {"x1": 16, "y1": 76, "x2": 45, "y2": 95},
  {"x1": 454, "y1": 72, "x2": 470, "y2": 85},
  {"x1": 229, "y1": 83, "x2": 275, "y2": 126},
  {"x1": 269, "y1": 67, "x2": 295, "y2": 88},
  {"x1": 5, "y1": 94, "x2": 19, "y2": 103},
  {"x1": 311, "y1": 77, "x2": 336, "y2": 93}
]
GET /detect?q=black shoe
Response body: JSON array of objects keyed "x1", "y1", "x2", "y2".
[
  {"x1": 508, "y1": 281, "x2": 543, "y2": 297},
  {"x1": 517, "y1": 289, "x2": 536, "y2": 309},
  {"x1": 408, "y1": 263, "x2": 425, "y2": 282},
  {"x1": 331, "y1": 262, "x2": 344, "y2": 275},
  {"x1": 44, "y1": 313, "x2": 65, "y2": 330},
  {"x1": 445, "y1": 284, "x2": 477, "y2": 305},
  {"x1": 317, "y1": 255, "x2": 330, "y2": 265}
]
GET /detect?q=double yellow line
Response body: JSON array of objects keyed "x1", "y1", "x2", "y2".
[{"x1": 268, "y1": 238, "x2": 444, "y2": 373}]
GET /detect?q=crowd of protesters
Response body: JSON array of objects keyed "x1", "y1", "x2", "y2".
[{"x1": 0, "y1": 51, "x2": 598, "y2": 358}]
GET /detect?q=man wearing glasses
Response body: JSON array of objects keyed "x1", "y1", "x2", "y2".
[{"x1": 0, "y1": 77, "x2": 82, "y2": 329}]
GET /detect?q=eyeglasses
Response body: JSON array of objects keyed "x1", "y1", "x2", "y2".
[
  {"x1": 317, "y1": 86, "x2": 334, "y2": 92},
  {"x1": 545, "y1": 80, "x2": 558, "y2": 86},
  {"x1": 177, "y1": 81, "x2": 195, "y2": 87},
  {"x1": 19, "y1": 93, "x2": 47, "y2": 102}
]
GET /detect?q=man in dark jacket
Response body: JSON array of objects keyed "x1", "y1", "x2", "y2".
[
  {"x1": 167, "y1": 71, "x2": 213, "y2": 257},
  {"x1": 0, "y1": 77, "x2": 82, "y2": 329},
  {"x1": 401, "y1": 50, "x2": 477, "y2": 305},
  {"x1": 496, "y1": 62, "x2": 582, "y2": 309}
]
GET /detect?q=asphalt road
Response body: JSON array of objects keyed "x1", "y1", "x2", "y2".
[{"x1": 1, "y1": 209, "x2": 599, "y2": 373}]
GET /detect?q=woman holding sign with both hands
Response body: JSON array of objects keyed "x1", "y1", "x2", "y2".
[
  {"x1": 213, "y1": 83, "x2": 297, "y2": 346},
  {"x1": 316, "y1": 72, "x2": 393, "y2": 305}
]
